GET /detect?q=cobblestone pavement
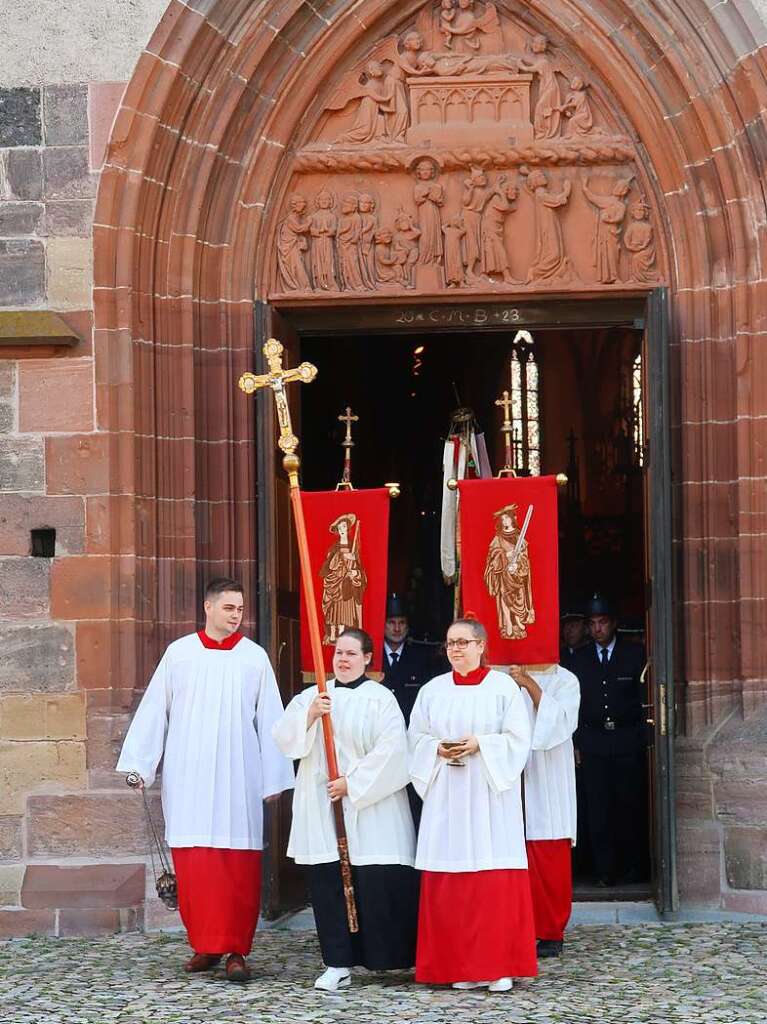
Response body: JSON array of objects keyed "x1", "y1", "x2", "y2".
[{"x1": 1, "y1": 923, "x2": 766, "y2": 1024}]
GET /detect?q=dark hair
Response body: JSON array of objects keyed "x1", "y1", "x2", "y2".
[
  {"x1": 448, "y1": 616, "x2": 489, "y2": 666},
  {"x1": 335, "y1": 627, "x2": 374, "y2": 656},
  {"x1": 204, "y1": 577, "x2": 243, "y2": 601}
]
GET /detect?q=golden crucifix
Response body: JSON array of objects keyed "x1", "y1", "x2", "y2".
[
  {"x1": 495, "y1": 388, "x2": 516, "y2": 478},
  {"x1": 337, "y1": 406, "x2": 359, "y2": 490},
  {"x1": 238, "y1": 338, "x2": 358, "y2": 933}
]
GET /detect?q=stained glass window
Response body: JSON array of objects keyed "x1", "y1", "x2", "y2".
[
  {"x1": 509, "y1": 330, "x2": 541, "y2": 475},
  {"x1": 632, "y1": 352, "x2": 644, "y2": 468}
]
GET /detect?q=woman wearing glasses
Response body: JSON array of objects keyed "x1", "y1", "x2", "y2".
[{"x1": 409, "y1": 616, "x2": 537, "y2": 992}]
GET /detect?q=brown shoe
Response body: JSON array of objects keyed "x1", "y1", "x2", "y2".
[
  {"x1": 225, "y1": 954, "x2": 250, "y2": 983},
  {"x1": 184, "y1": 953, "x2": 222, "y2": 973}
]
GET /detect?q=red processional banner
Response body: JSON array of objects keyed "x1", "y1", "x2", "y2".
[
  {"x1": 457, "y1": 476, "x2": 559, "y2": 665},
  {"x1": 299, "y1": 488, "x2": 390, "y2": 675}
]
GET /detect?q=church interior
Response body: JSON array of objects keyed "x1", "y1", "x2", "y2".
[{"x1": 300, "y1": 321, "x2": 653, "y2": 895}]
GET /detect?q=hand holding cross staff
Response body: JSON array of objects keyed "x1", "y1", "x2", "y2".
[{"x1": 239, "y1": 339, "x2": 359, "y2": 933}]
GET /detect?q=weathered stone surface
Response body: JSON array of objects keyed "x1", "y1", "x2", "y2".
[
  {"x1": 724, "y1": 826, "x2": 767, "y2": 890},
  {"x1": 0, "y1": 364, "x2": 14, "y2": 434},
  {"x1": 50, "y1": 555, "x2": 112, "y2": 619},
  {"x1": 676, "y1": 824, "x2": 722, "y2": 906},
  {"x1": 85, "y1": 711, "x2": 130, "y2": 770},
  {"x1": 0, "y1": 693, "x2": 85, "y2": 740},
  {"x1": 0, "y1": 88, "x2": 41, "y2": 146},
  {"x1": 0, "y1": 239, "x2": 45, "y2": 305},
  {"x1": 3, "y1": 149, "x2": 43, "y2": 200},
  {"x1": 0, "y1": 622, "x2": 74, "y2": 693},
  {"x1": 0, "y1": 556, "x2": 50, "y2": 618},
  {"x1": 0, "y1": 437, "x2": 43, "y2": 492},
  {"x1": 0, "y1": 864, "x2": 24, "y2": 905},
  {"x1": 44, "y1": 199, "x2": 93, "y2": 237},
  {"x1": 0, "y1": 816, "x2": 22, "y2": 863},
  {"x1": 58, "y1": 907, "x2": 127, "y2": 937},
  {"x1": 46, "y1": 236, "x2": 93, "y2": 308},
  {"x1": 0, "y1": 494, "x2": 85, "y2": 555},
  {"x1": 42, "y1": 84, "x2": 88, "y2": 146},
  {"x1": 715, "y1": 778, "x2": 767, "y2": 827},
  {"x1": 0, "y1": 739, "x2": 86, "y2": 813},
  {"x1": 0, "y1": 622, "x2": 75, "y2": 693},
  {"x1": 45, "y1": 434, "x2": 109, "y2": 495},
  {"x1": 43, "y1": 146, "x2": 97, "y2": 200},
  {"x1": 0, "y1": 908, "x2": 55, "y2": 937},
  {"x1": 0, "y1": 201, "x2": 44, "y2": 236},
  {"x1": 18, "y1": 358, "x2": 94, "y2": 432},
  {"x1": 21, "y1": 863, "x2": 145, "y2": 910},
  {"x1": 26, "y1": 793, "x2": 153, "y2": 857},
  {"x1": 88, "y1": 82, "x2": 126, "y2": 170}
]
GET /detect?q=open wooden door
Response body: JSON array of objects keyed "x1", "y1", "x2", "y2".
[
  {"x1": 254, "y1": 301, "x2": 307, "y2": 918},
  {"x1": 642, "y1": 287, "x2": 678, "y2": 914}
]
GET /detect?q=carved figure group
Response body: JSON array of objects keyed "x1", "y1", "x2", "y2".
[
  {"x1": 584, "y1": 179, "x2": 658, "y2": 284},
  {"x1": 524, "y1": 169, "x2": 573, "y2": 282}
]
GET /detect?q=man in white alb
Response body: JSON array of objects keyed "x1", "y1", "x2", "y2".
[{"x1": 116, "y1": 577, "x2": 294, "y2": 982}]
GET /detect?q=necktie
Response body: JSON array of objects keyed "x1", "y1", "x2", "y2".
[
  {"x1": 600, "y1": 647, "x2": 609, "y2": 667},
  {"x1": 390, "y1": 651, "x2": 399, "y2": 667}
]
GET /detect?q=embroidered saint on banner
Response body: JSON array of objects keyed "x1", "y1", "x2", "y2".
[
  {"x1": 483, "y1": 503, "x2": 535, "y2": 639},
  {"x1": 320, "y1": 513, "x2": 368, "y2": 642}
]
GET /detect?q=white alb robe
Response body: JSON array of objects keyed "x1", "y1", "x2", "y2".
[
  {"x1": 522, "y1": 664, "x2": 580, "y2": 843},
  {"x1": 409, "y1": 670, "x2": 531, "y2": 872},
  {"x1": 116, "y1": 633, "x2": 294, "y2": 849},
  {"x1": 272, "y1": 679, "x2": 416, "y2": 867}
]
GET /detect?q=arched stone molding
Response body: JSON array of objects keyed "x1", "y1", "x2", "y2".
[{"x1": 92, "y1": 0, "x2": 767, "y2": 732}]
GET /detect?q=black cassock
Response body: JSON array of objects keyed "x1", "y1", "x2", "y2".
[{"x1": 572, "y1": 638, "x2": 648, "y2": 883}]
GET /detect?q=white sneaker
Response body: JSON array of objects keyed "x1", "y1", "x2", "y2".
[
  {"x1": 314, "y1": 966, "x2": 351, "y2": 991},
  {"x1": 488, "y1": 977, "x2": 513, "y2": 992},
  {"x1": 452, "y1": 980, "x2": 490, "y2": 989}
]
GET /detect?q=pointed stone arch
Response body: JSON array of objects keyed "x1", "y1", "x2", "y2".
[{"x1": 93, "y1": 0, "x2": 767, "y2": 731}]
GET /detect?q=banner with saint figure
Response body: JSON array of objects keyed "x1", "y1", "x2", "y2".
[
  {"x1": 457, "y1": 476, "x2": 559, "y2": 664},
  {"x1": 300, "y1": 488, "x2": 390, "y2": 674}
]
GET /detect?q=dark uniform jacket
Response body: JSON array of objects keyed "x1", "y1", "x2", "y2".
[
  {"x1": 382, "y1": 639, "x2": 445, "y2": 724},
  {"x1": 572, "y1": 638, "x2": 647, "y2": 755}
]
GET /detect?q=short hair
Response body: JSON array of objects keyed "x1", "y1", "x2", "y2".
[
  {"x1": 204, "y1": 577, "x2": 243, "y2": 601},
  {"x1": 449, "y1": 617, "x2": 488, "y2": 643},
  {"x1": 335, "y1": 627, "x2": 374, "y2": 656}
]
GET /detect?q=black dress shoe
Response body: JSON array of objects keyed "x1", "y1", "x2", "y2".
[{"x1": 537, "y1": 940, "x2": 563, "y2": 958}]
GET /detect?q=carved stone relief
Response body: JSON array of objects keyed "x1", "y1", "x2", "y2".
[{"x1": 268, "y1": 2, "x2": 665, "y2": 298}]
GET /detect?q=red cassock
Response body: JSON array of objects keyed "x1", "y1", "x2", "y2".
[
  {"x1": 525, "y1": 838, "x2": 573, "y2": 941},
  {"x1": 172, "y1": 847, "x2": 262, "y2": 956},
  {"x1": 416, "y1": 868, "x2": 538, "y2": 983}
]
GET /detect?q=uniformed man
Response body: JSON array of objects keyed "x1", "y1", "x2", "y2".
[
  {"x1": 571, "y1": 594, "x2": 648, "y2": 886},
  {"x1": 559, "y1": 606, "x2": 589, "y2": 670},
  {"x1": 382, "y1": 593, "x2": 442, "y2": 724}
]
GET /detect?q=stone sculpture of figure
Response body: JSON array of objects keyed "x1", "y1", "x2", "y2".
[
  {"x1": 358, "y1": 193, "x2": 378, "y2": 288},
  {"x1": 440, "y1": 0, "x2": 504, "y2": 54},
  {"x1": 623, "y1": 201, "x2": 658, "y2": 282},
  {"x1": 484, "y1": 504, "x2": 535, "y2": 641},
  {"x1": 518, "y1": 34, "x2": 561, "y2": 140},
  {"x1": 462, "y1": 165, "x2": 492, "y2": 278},
  {"x1": 415, "y1": 51, "x2": 518, "y2": 76},
  {"x1": 413, "y1": 159, "x2": 445, "y2": 265},
  {"x1": 276, "y1": 193, "x2": 311, "y2": 292},
  {"x1": 439, "y1": 0, "x2": 457, "y2": 48},
  {"x1": 392, "y1": 211, "x2": 421, "y2": 289},
  {"x1": 525, "y1": 169, "x2": 573, "y2": 283},
  {"x1": 320, "y1": 513, "x2": 367, "y2": 643},
  {"x1": 481, "y1": 176, "x2": 519, "y2": 283},
  {"x1": 558, "y1": 76, "x2": 597, "y2": 137},
  {"x1": 442, "y1": 216, "x2": 466, "y2": 288},
  {"x1": 374, "y1": 227, "x2": 407, "y2": 285},
  {"x1": 336, "y1": 192, "x2": 366, "y2": 291},
  {"x1": 340, "y1": 61, "x2": 396, "y2": 145},
  {"x1": 583, "y1": 177, "x2": 631, "y2": 284},
  {"x1": 309, "y1": 188, "x2": 339, "y2": 291}
]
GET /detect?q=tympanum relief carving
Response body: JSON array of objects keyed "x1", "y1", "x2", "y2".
[{"x1": 269, "y1": 2, "x2": 663, "y2": 298}]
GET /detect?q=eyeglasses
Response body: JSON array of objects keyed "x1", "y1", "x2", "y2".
[{"x1": 445, "y1": 638, "x2": 480, "y2": 650}]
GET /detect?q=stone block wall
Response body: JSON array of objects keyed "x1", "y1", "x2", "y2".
[{"x1": 0, "y1": 2, "x2": 170, "y2": 939}]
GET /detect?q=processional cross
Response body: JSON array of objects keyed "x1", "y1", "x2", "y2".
[
  {"x1": 337, "y1": 406, "x2": 359, "y2": 489},
  {"x1": 495, "y1": 388, "x2": 516, "y2": 478},
  {"x1": 238, "y1": 339, "x2": 359, "y2": 932}
]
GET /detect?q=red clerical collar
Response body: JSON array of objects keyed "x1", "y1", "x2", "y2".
[
  {"x1": 198, "y1": 630, "x2": 244, "y2": 650},
  {"x1": 452, "y1": 665, "x2": 490, "y2": 686}
]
